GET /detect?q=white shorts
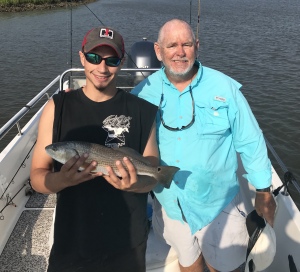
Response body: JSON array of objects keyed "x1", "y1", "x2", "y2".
[{"x1": 152, "y1": 193, "x2": 249, "y2": 271}]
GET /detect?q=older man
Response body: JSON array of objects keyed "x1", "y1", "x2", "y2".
[{"x1": 132, "y1": 19, "x2": 276, "y2": 272}]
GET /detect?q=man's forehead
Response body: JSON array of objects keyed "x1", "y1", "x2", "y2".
[{"x1": 162, "y1": 29, "x2": 193, "y2": 41}]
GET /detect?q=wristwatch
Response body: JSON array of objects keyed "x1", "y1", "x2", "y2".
[{"x1": 256, "y1": 186, "x2": 271, "y2": 192}]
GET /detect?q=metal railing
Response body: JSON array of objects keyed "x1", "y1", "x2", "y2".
[
  {"x1": 0, "y1": 68, "x2": 160, "y2": 141},
  {"x1": 58, "y1": 68, "x2": 160, "y2": 91},
  {"x1": 0, "y1": 75, "x2": 60, "y2": 141}
]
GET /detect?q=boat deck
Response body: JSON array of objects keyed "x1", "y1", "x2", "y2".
[
  {"x1": 0, "y1": 193, "x2": 55, "y2": 271},
  {"x1": 0, "y1": 191, "x2": 247, "y2": 272}
]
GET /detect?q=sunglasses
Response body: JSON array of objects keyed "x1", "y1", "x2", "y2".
[
  {"x1": 158, "y1": 85, "x2": 195, "y2": 131},
  {"x1": 83, "y1": 52, "x2": 122, "y2": 67}
]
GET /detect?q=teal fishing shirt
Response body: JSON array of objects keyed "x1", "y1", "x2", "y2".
[{"x1": 131, "y1": 61, "x2": 272, "y2": 234}]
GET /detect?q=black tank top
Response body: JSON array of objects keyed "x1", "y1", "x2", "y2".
[{"x1": 49, "y1": 88, "x2": 157, "y2": 266}]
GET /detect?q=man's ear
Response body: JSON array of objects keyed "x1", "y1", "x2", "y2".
[
  {"x1": 196, "y1": 39, "x2": 200, "y2": 51},
  {"x1": 120, "y1": 56, "x2": 126, "y2": 65},
  {"x1": 79, "y1": 51, "x2": 85, "y2": 67},
  {"x1": 154, "y1": 42, "x2": 162, "y2": 62}
]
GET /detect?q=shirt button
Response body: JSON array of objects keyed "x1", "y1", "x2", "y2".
[
  {"x1": 178, "y1": 137, "x2": 181, "y2": 140},
  {"x1": 176, "y1": 160, "x2": 180, "y2": 163},
  {"x1": 179, "y1": 116, "x2": 183, "y2": 119}
]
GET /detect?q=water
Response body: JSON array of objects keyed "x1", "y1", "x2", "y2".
[{"x1": 0, "y1": 0, "x2": 299, "y2": 203}]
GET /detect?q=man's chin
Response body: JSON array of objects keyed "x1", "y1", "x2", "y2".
[
  {"x1": 169, "y1": 68, "x2": 191, "y2": 77},
  {"x1": 168, "y1": 64, "x2": 194, "y2": 77}
]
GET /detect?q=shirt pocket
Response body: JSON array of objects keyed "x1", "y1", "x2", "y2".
[{"x1": 196, "y1": 103, "x2": 230, "y2": 140}]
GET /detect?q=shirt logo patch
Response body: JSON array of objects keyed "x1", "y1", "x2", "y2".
[
  {"x1": 214, "y1": 96, "x2": 226, "y2": 103},
  {"x1": 102, "y1": 115, "x2": 132, "y2": 148}
]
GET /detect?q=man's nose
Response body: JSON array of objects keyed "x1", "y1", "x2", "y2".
[{"x1": 176, "y1": 46, "x2": 186, "y2": 56}]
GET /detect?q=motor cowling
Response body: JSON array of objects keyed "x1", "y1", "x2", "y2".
[{"x1": 127, "y1": 38, "x2": 161, "y2": 84}]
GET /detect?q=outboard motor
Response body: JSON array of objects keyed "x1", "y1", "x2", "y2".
[{"x1": 127, "y1": 38, "x2": 161, "y2": 85}]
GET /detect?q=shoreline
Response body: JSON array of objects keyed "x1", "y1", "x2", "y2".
[{"x1": 0, "y1": 0, "x2": 95, "y2": 12}]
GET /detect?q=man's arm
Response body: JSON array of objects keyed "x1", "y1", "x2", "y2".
[
  {"x1": 30, "y1": 99, "x2": 100, "y2": 194},
  {"x1": 230, "y1": 90, "x2": 277, "y2": 226},
  {"x1": 103, "y1": 121, "x2": 159, "y2": 193}
]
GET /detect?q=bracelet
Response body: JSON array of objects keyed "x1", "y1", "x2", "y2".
[{"x1": 256, "y1": 186, "x2": 271, "y2": 192}]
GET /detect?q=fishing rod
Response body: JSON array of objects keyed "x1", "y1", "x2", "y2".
[
  {"x1": 189, "y1": 0, "x2": 201, "y2": 58},
  {"x1": 196, "y1": 0, "x2": 200, "y2": 41},
  {"x1": 70, "y1": 0, "x2": 73, "y2": 69},
  {"x1": 189, "y1": 0, "x2": 192, "y2": 25},
  {"x1": 63, "y1": 0, "x2": 74, "y2": 88}
]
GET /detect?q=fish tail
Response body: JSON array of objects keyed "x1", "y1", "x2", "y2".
[{"x1": 155, "y1": 166, "x2": 180, "y2": 189}]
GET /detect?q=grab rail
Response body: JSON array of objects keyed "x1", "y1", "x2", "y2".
[
  {"x1": 1, "y1": 68, "x2": 160, "y2": 142},
  {"x1": 58, "y1": 68, "x2": 160, "y2": 91},
  {"x1": 0, "y1": 75, "x2": 60, "y2": 141}
]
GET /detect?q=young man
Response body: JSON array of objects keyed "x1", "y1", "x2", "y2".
[
  {"x1": 30, "y1": 26, "x2": 158, "y2": 272},
  {"x1": 131, "y1": 19, "x2": 277, "y2": 272}
]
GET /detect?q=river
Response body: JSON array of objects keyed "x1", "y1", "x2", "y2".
[{"x1": 0, "y1": 0, "x2": 299, "y2": 204}]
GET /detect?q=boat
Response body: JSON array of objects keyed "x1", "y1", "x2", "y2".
[{"x1": 1, "y1": 38, "x2": 300, "y2": 272}]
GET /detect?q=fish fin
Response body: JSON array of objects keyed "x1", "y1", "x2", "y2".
[
  {"x1": 113, "y1": 146, "x2": 152, "y2": 166},
  {"x1": 154, "y1": 166, "x2": 180, "y2": 189}
]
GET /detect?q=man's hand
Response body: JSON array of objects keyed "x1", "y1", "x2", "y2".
[
  {"x1": 103, "y1": 157, "x2": 157, "y2": 193},
  {"x1": 255, "y1": 192, "x2": 277, "y2": 227},
  {"x1": 57, "y1": 153, "x2": 102, "y2": 188}
]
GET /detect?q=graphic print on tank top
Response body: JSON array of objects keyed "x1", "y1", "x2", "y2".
[{"x1": 102, "y1": 115, "x2": 132, "y2": 148}]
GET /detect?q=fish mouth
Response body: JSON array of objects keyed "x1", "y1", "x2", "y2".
[{"x1": 45, "y1": 144, "x2": 55, "y2": 151}]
